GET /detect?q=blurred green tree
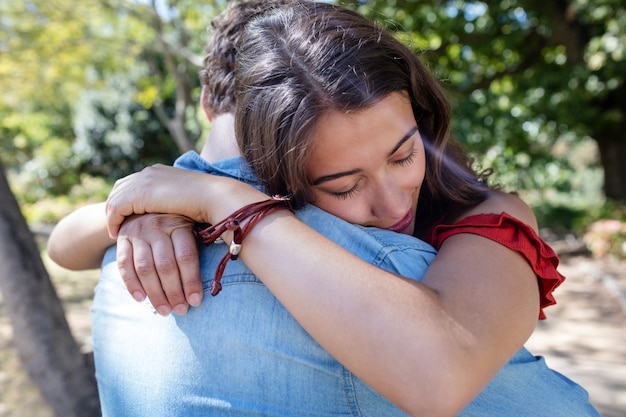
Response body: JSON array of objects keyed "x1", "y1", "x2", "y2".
[
  {"x1": 3, "y1": 0, "x2": 624, "y2": 207},
  {"x1": 0, "y1": 0, "x2": 223, "y2": 201}
]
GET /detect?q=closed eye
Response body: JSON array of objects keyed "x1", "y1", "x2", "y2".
[
  {"x1": 392, "y1": 149, "x2": 417, "y2": 167},
  {"x1": 331, "y1": 182, "x2": 362, "y2": 200}
]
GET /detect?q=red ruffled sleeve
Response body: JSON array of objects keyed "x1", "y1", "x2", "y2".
[{"x1": 426, "y1": 212, "x2": 565, "y2": 320}]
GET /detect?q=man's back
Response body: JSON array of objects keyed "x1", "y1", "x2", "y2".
[{"x1": 91, "y1": 153, "x2": 435, "y2": 416}]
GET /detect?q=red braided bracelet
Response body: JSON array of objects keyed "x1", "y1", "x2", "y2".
[{"x1": 193, "y1": 195, "x2": 293, "y2": 296}]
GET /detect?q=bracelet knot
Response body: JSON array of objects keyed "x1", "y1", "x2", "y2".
[{"x1": 193, "y1": 195, "x2": 293, "y2": 296}]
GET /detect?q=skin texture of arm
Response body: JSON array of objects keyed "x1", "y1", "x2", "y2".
[
  {"x1": 106, "y1": 165, "x2": 541, "y2": 417},
  {"x1": 48, "y1": 202, "x2": 115, "y2": 270}
]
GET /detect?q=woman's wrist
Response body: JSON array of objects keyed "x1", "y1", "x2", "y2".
[
  {"x1": 199, "y1": 176, "x2": 270, "y2": 224},
  {"x1": 105, "y1": 164, "x2": 273, "y2": 238},
  {"x1": 194, "y1": 195, "x2": 294, "y2": 296}
]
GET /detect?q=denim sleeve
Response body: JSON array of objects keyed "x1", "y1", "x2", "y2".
[
  {"x1": 296, "y1": 205, "x2": 436, "y2": 283},
  {"x1": 360, "y1": 228, "x2": 436, "y2": 282}
]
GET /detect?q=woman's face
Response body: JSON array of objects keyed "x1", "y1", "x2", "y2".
[{"x1": 306, "y1": 91, "x2": 425, "y2": 235}]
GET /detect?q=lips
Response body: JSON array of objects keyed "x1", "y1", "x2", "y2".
[{"x1": 387, "y1": 210, "x2": 413, "y2": 233}]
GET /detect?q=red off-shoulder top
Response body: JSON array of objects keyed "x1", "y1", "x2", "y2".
[{"x1": 426, "y1": 212, "x2": 565, "y2": 320}]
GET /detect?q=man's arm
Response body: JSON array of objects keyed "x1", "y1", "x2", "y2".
[{"x1": 48, "y1": 202, "x2": 114, "y2": 270}]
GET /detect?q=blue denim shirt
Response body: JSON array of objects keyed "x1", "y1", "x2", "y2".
[{"x1": 92, "y1": 152, "x2": 599, "y2": 417}]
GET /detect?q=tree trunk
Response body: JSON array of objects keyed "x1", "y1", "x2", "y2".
[
  {"x1": 593, "y1": 82, "x2": 626, "y2": 202},
  {"x1": 0, "y1": 161, "x2": 100, "y2": 417},
  {"x1": 596, "y1": 133, "x2": 626, "y2": 202}
]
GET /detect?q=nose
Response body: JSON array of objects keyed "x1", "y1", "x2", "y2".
[{"x1": 368, "y1": 176, "x2": 410, "y2": 222}]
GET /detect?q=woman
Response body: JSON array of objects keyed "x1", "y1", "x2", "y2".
[{"x1": 105, "y1": 2, "x2": 599, "y2": 416}]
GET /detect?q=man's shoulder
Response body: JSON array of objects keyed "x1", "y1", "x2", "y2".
[
  {"x1": 174, "y1": 151, "x2": 257, "y2": 185},
  {"x1": 296, "y1": 205, "x2": 436, "y2": 281}
]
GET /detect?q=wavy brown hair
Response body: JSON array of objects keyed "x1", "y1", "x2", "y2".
[{"x1": 235, "y1": 1, "x2": 491, "y2": 237}]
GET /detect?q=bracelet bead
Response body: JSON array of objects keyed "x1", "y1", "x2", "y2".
[{"x1": 229, "y1": 242, "x2": 242, "y2": 256}]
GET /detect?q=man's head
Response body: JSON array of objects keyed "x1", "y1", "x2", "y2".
[{"x1": 199, "y1": 0, "x2": 295, "y2": 116}]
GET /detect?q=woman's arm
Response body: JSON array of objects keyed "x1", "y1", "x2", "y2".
[
  {"x1": 106, "y1": 165, "x2": 540, "y2": 417},
  {"x1": 231, "y1": 201, "x2": 540, "y2": 417}
]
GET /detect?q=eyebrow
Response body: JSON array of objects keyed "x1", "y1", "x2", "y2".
[
  {"x1": 388, "y1": 125, "x2": 419, "y2": 157},
  {"x1": 311, "y1": 125, "x2": 419, "y2": 186}
]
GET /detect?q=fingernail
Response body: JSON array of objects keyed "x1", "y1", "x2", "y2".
[
  {"x1": 156, "y1": 305, "x2": 171, "y2": 316},
  {"x1": 173, "y1": 304, "x2": 188, "y2": 315},
  {"x1": 188, "y1": 293, "x2": 201, "y2": 307},
  {"x1": 132, "y1": 291, "x2": 146, "y2": 302}
]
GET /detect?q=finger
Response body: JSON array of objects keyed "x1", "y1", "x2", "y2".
[
  {"x1": 105, "y1": 202, "x2": 122, "y2": 239},
  {"x1": 132, "y1": 238, "x2": 172, "y2": 316},
  {"x1": 171, "y1": 227, "x2": 203, "y2": 307},
  {"x1": 106, "y1": 199, "x2": 132, "y2": 239},
  {"x1": 151, "y1": 237, "x2": 189, "y2": 315},
  {"x1": 106, "y1": 178, "x2": 134, "y2": 239},
  {"x1": 116, "y1": 236, "x2": 146, "y2": 302}
]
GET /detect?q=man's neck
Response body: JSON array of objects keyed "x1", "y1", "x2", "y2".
[{"x1": 199, "y1": 112, "x2": 240, "y2": 163}]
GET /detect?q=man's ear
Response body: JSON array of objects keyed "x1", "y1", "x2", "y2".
[{"x1": 200, "y1": 85, "x2": 213, "y2": 122}]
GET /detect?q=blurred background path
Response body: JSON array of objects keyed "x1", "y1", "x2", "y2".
[{"x1": 526, "y1": 252, "x2": 626, "y2": 417}]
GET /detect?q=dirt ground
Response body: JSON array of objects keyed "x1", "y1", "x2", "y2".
[{"x1": 1, "y1": 235, "x2": 625, "y2": 417}]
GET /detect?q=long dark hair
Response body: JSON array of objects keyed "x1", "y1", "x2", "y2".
[{"x1": 235, "y1": 1, "x2": 490, "y2": 236}]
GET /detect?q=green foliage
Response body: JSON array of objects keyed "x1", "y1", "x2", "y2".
[
  {"x1": 72, "y1": 67, "x2": 181, "y2": 181},
  {"x1": 531, "y1": 202, "x2": 593, "y2": 233},
  {"x1": 1, "y1": 0, "x2": 218, "y2": 218},
  {"x1": 9, "y1": 171, "x2": 114, "y2": 225}
]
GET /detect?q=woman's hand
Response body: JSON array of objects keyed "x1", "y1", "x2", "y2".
[
  {"x1": 117, "y1": 213, "x2": 201, "y2": 316},
  {"x1": 105, "y1": 164, "x2": 269, "y2": 239},
  {"x1": 105, "y1": 163, "x2": 274, "y2": 315},
  {"x1": 106, "y1": 165, "x2": 204, "y2": 238}
]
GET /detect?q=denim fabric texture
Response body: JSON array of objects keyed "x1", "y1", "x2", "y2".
[{"x1": 91, "y1": 152, "x2": 599, "y2": 416}]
